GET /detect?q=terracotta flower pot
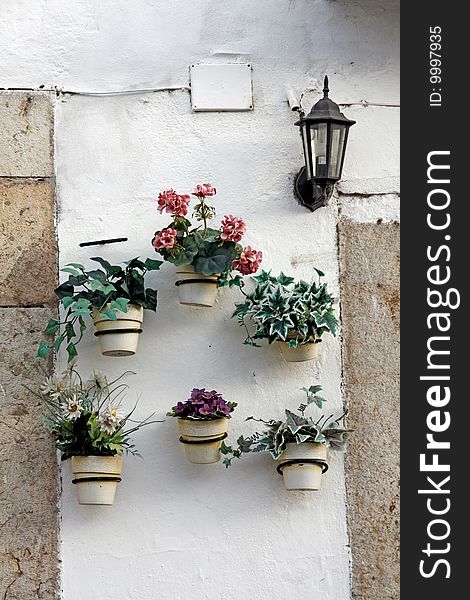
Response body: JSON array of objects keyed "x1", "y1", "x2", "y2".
[
  {"x1": 93, "y1": 304, "x2": 144, "y2": 356},
  {"x1": 276, "y1": 443, "x2": 328, "y2": 491},
  {"x1": 177, "y1": 418, "x2": 229, "y2": 464},
  {"x1": 70, "y1": 455, "x2": 123, "y2": 505},
  {"x1": 175, "y1": 265, "x2": 219, "y2": 307},
  {"x1": 278, "y1": 340, "x2": 321, "y2": 363}
]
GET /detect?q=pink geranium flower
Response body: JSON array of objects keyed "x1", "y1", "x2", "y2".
[
  {"x1": 157, "y1": 189, "x2": 190, "y2": 216},
  {"x1": 192, "y1": 183, "x2": 217, "y2": 198},
  {"x1": 153, "y1": 228, "x2": 178, "y2": 250},
  {"x1": 220, "y1": 215, "x2": 246, "y2": 243},
  {"x1": 232, "y1": 246, "x2": 263, "y2": 275}
]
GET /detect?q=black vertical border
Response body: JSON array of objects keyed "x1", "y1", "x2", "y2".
[{"x1": 401, "y1": 3, "x2": 465, "y2": 596}]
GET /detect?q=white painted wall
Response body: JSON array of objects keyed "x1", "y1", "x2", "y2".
[{"x1": 3, "y1": 1, "x2": 399, "y2": 598}]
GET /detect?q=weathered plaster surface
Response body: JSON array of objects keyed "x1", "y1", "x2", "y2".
[{"x1": 339, "y1": 221, "x2": 400, "y2": 599}]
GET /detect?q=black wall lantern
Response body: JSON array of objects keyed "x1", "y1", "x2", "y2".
[{"x1": 294, "y1": 76, "x2": 355, "y2": 212}]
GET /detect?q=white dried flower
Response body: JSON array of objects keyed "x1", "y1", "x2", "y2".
[
  {"x1": 99, "y1": 406, "x2": 123, "y2": 436},
  {"x1": 40, "y1": 374, "x2": 69, "y2": 399},
  {"x1": 62, "y1": 394, "x2": 83, "y2": 420}
]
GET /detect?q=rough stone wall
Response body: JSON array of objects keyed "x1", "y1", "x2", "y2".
[
  {"x1": 338, "y1": 218, "x2": 400, "y2": 599},
  {"x1": 0, "y1": 92, "x2": 59, "y2": 600}
]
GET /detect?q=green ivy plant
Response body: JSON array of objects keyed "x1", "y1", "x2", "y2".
[
  {"x1": 220, "y1": 385, "x2": 351, "y2": 467},
  {"x1": 232, "y1": 269, "x2": 339, "y2": 347},
  {"x1": 38, "y1": 257, "x2": 162, "y2": 362}
]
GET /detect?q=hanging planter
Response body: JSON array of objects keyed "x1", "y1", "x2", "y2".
[
  {"x1": 175, "y1": 265, "x2": 219, "y2": 307},
  {"x1": 168, "y1": 387, "x2": 237, "y2": 464},
  {"x1": 232, "y1": 269, "x2": 338, "y2": 363},
  {"x1": 71, "y1": 455, "x2": 123, "y2": 505},
  {"x1": 178, "y1": 418, "x2": 229, "y2": 464},
  {"x1": 151, "y1": 183, "x2": 262, "y2": 307},
  {"x1": 33, "y1": 368, "x2": 160, "y2": 506},
  {"x1": 37, "y1": 257, "x2": 161, "y2": 362},
  {"x1": 278, "y1": 337, "x2": 321, "y2": 363},
  {"x1": 276, "y1": 442, "x2": 328, "y2": 491},
  {"x1": 221, "y1": 384, "x2": 351, "y2": 493},
  {"x1": 93, "y1": 303, "x2": 144, "y2": 356}
]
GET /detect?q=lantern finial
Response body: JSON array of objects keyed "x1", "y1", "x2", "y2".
[{"x1": 323, "y1": 76, "x2": 329, "y2": 97}]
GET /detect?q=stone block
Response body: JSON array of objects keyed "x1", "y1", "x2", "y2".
[
  {"x1": 0, "y1": 307, "x2": 59, "y2": 600},
  {"x1": 0, "y1": 179, "x2": 57, "y2": 306},
  {"x1": 339, "y1": 221, "x2": 400, "y2": 600},
  {"x1": 0, "y1": 92, "x2": 54, "y2": 178}
]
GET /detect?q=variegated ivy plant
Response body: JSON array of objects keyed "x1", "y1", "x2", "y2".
[
  {"x1": 37, "y1": 257, "x2": 162, "y2": 362},
  {"x1": 232, "y1": 269, "x2": 339, "y2": 347},
  {"x1": 220, "y1": 385, "x2": 351, "y2": 467}
]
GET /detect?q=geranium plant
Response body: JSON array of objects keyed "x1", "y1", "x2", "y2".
[
  {"x1": 220, "y1": 385, "x2": 350, "y2": 467},
  {"x1": 38, "y1": 256, "x2": 162, "y2": 362},
  {"x1": 232, "y1": 269, "x2": 339, "y2": 347},
  {"x1": 167, "y1": 388, "x2": 237, "y2": 420},
  {"x1": 29, "y1": 367, "x2": 160, "y2": 460},
  {"x1": 151, "y1": 184, "x2": 262, "y2": 285}
]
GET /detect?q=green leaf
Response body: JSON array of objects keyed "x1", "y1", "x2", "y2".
[
  {"x1": 61, "y1": 295, "x2": 75, "y2": 309},
  {"x1": 144, "y1": 258, "x2": 163, "y2": 271},
  {"x1": 268, "y1": 315, "x2": 295, "y2": 340},
  {"x1": 109, "y1": 298, "x2": 129, "y2": 313},
  {"x1": 53, "y1": 335, "x2": 65, "y2": 352},
  {"x1": 65, "y1": 323, "x2": 75, "y2": 342},
  {"x1": 85, "y1": 269, "x2": 107, "y2": 282},
  {"x1": 89, "y1": 279, "x2": 106, "y2": 292},
  {"x1": 37, "y1": 340, "x2": 50, "y2": 359},
  {"x1": 60, "y1": 267, "x2": 82, "y2": 276},
  {"x1": 312, "y1": 310, "x2": 338, "y2": 336},
  {"x1": 44, "y1": 319, "x2": 59, "y2": 336},
  {"x1": 303, "y1": 385, "x2": 323, "y2": 395},
  {"x1": 78, "y1": 316, "x2": 86, "y2": 333},
  {"x1": 89, "y1": 257, "x2": 111, "y2": 271},
  {"x1": 277, "y1": 272, "x2": 295, "y2": 286},
  {"x1": 314, "y1": 268, "x2": 325, "y2": 278},
  {"x1": 194, "y1": 244, "x2": 236, "y2": 276},
  {"x1": 125, "y1": 257, "x2": 146, "y2": 271},
  {"x1": 144, "y1": 288, "x2": 157, "y2": 312},
  {"x1": 55, "y1": 281, "x2": 75, "y2": 300},
  {"x1": 285, "y1": 409, "x2": 308, "y2": 434},
  {"x1": 71, "y1": 306, "x2": 92, "y2": 318}
]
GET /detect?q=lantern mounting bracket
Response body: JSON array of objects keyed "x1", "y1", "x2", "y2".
[{"x1": 294, "y1": 166, "x2": 334, "y2": 212}]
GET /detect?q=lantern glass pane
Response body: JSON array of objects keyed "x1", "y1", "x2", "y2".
[
  {"x1": 301, "y1": 123, "x2": 313, "y2": 180},
  {"x1": 310, "y1": 123, "x2": 328, "y2": 178},
  {"x1": 328, "y1": 123, "x2": 347, "y2": 179}
]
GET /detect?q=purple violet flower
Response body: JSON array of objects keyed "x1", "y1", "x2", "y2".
[{"x1": 168, "y1": 388, "x2": 236, "y2": 420}]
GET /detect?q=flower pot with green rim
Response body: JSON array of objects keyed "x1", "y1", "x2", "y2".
[
  {"x1": 279, "y1": 338, "x2": 321, "y2": 363},
  {"x1": 71, "y1": 455, "x2": 123, "y2": 505},
  {"x1": 175, "y1": 265, "x2": 219, "y2": 307},
  {"x1": 93, "y1": 304, "x2": 144, "y2": 356},
  {"x1": 276, "y1": 442, "x2": 328, "y2": 491},
  {"x1": 178, "y1": 418, "x2": 229, "y2": 464}
]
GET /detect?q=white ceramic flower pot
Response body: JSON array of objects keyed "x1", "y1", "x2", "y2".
[
  {"x1": 178, "y1": 418, "x2": 229, "y2": 464},
  {"x1": 277, "y1": 443, "x2": 328, "y2": 491},
  {"x1": 93, "y1": 304, "x2": 144, "y2": 356},
  {"x1": 278, "y1": 340, "x2": 320, "y2": 362},
  {"x1": 71, "y1": 455, "x2": 123, "y2": 505},
  {"x1": 175, "y1": 265, "x2": 219, "y2": 307}
]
